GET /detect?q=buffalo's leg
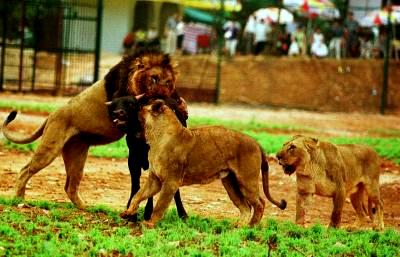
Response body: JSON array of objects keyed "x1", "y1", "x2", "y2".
[
  {"x1": 126, "y1": 137, "x2": 147, "y2": 222},
  {"x1": 173, "y1": 189, "x2": 188, "y2": 219}
]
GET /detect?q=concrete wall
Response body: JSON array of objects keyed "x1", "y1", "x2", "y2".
[
  {"x1": 175, "y1": 56, "x2": 400, "y2": 113},
  {"x1": 101, "y1": 0, "x2": 135, "y2": 54}
]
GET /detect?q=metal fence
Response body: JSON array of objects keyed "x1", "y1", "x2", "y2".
[{"x1": 0, "y1": 0, "x2": 102, "y2": 95}]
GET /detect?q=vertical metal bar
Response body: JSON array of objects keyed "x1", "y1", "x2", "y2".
[
  {"x1": 94, "y1": 0, "x2": 103, "y2": 82},
  {"x1": 214, "y1": 0, "x2": 224, "y2": 104},
  {"x1": 381, "y1": 4, "x2": 392, "y2": 114},
  {"x1": 54, "y1": 6, "x2": 63, "y2": 95},
  {"x1": 18, "y1": 0, "x2": 26, "y2": 91},
  {"x1": 31, "y1": 46, "x2": 37, "y2": 91},
  {"x1": 0, "y1": 0, "x2": 8, "y2": 91},
  {"x1": 63, "y1": 5, "x2": 71, "y2": 91},
  {"x1": 31, "y1": 3, "x2": 39, "y2": 91}
]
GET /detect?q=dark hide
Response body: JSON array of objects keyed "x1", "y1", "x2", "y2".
[
  {"x1": 103, "y1": 48, "x2": 187, "y2": 222},
  {"x1": 107, "y1": 95, "x2": 188, "y2": 221}
]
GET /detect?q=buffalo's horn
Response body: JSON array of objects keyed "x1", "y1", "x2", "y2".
[{"x1": 135, "y1": 94, "x2": 145, "y2": 100}]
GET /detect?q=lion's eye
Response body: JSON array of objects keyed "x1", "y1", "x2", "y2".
[
  {"x1": 151, "y1": 76, "x2": 158, "y2": 84},
  {"x1": 289, "y1": 145, "x2": 296, "y2": 151},
  {"x1": 166, "y1": 80, "x2": 172, "y2": 86}
]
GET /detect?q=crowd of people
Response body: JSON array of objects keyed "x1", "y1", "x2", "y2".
[
  {"x1": 122, "y1": 13, "x2": 185, "y2": 56},
  {"x1": 122, "y1": 11, "x2": 394, "y2": 60},
  {"x1": 239, "y1": 11, "x2": 391, "y2": 59}
]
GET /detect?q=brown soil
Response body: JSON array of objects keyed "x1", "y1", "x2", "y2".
[{"x1": 0, "y1": 93, "x2": 399, "y2": 230}]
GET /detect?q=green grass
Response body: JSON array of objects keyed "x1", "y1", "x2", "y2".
[
  {"x1": 4, "y1": 132, "x2": 400, "y2": 164},
  {"x1": 189, "y1": 116, "x2": 313, "y2": 134},
  {"x1": 1, "y1": 99, "x2": 400, "y2": 163},
  {"x1": 0, "y1": 197, "x2": 398, "y2": 257},
  {"x1": 1, "y1": 101, "x2": 400, "y2": 256},
  {"x1": 0, "y1": 100, "x2": 63, "y2": 113}
]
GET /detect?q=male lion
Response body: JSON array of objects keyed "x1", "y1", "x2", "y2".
[
  {"x1": 2, "y1": 50, "x2": 187, "y2": 220},
  {"x1": 276, "y1": 135, "x2": 384, "y2": 229},
  {"x1": 120, "y1": 99, "x2": 287, "y2": 228}
]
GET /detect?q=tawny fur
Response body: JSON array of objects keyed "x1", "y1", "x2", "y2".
[
  {"x1": 1, "y1": 51, "x2": 183, "y2": 210},
  {"x1": 120, "y1": 100, "x2": 286, "y2": 227},
  {"x1": 277, "y1": 135, "x2": 384, "y2": 229}
]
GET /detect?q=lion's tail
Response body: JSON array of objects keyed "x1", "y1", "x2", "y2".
[
  {"x1": 261, "y1": 149, "x2": 287, "y2": 210},
  {"x1": 2, "y1": 111, "x2": 46, "y2": 144}
]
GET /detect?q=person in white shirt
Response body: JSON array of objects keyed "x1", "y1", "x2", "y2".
[
  {"x1": 224, "y1": 21, "x2": 240, "y2": 57},
  {"x1": 244, "y1": 14, "x2": 256, "y2": 54},
  {"x1": 253, "y1": 18, "x2": 271, "y2": 55},
  {"x1": 311, "y1": 27, "x2": 328, "y2": 58},
  {"x1": 176, "y1": 17, "x2": 185, "y2": 51},
  {"x1": 165, "y1": 13, "x2": 178, "y2": 54}
]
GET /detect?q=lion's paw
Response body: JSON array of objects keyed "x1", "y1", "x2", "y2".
[
  {"x1": 120, "y1": 210, "x2": 135, "y2": 219},
  {"x1": 143, "y1": 221, "x2": 155, "y2": 229}
]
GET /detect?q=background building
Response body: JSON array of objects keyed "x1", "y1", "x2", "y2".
[{"x1": 101, "y1": 0, "x2": 182, "y2": 54}]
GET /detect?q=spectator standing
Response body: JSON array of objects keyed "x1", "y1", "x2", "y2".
[
  {"x1": 176, "y1": 16, "x2": 185, "y2": 52},
  {"x1": 244, "y1": 14, "x2": 256, "y2": 55},
  {"x1": 253, "y1": 19, "x2": 271, "y2": 56},
  {"x1": 373, "y1": 29, "x2": 387, "y2": 58},
  {"x1": 344, "y1": 11, "x2": 360, "y2": 57},
  {"x1": 311, "y1": 27, "x2": 328, "y2": 58},
  {"x1": 122, "y1": 29, "x2": 135, "y2": 55},
  {"x1": 147, "y1": 26, "x2": 160, "y2": 49},
  {"x1": 223, "y1": 21, "x2": 240, "y2": 57},
  {"x1": 291, "y1": 26, "x2": 306, "y2": 55},
  {"x1": 285, "y1": 22, "x2": 298, "y2": 37},
  {"x1": 328, "y1": 20, "x2": 344, "y2": 59},
  {"x1": 165, "y1": 13, "x2": 178, "y2": 54},
  {"x1": 359, "y1": 30, "x2": 374, "y2": 59},
  {"x1": 288, "y1": 39, "x2": 300, "y2": 56},
  {"x1": 135, "y1": 29, "x2": 146, "y2": 48},
  {"x1": 277, "y1": 30, "x2": 291, "y2": 56}
]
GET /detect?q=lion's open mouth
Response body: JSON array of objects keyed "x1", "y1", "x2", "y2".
[{"x1": 283, "y1": 165, "x2": 296, "y2": 176}]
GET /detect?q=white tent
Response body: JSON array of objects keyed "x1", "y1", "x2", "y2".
[{"x1": 253, "y1": 7, "x2": 294, "y2": 24}]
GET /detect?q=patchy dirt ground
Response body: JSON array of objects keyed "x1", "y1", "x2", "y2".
[{"x1": 0, "y1": 93, "x2": 399, "y2": 230}]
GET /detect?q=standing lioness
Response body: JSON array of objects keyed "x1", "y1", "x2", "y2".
[
  {"x1": 120, "y1": 100, "x2": 287, "y2": 227},
  {"x1": 276, "y1": 135, "x2": 384, "y2": 229}
]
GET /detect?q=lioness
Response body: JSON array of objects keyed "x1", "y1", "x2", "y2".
[
  {"x1": 276, "y1": 135, "x2": 384, "y2": 229},
  {"x1": 107, "y1": 95, "x2": 188, "y2": 221},
  {"x1": 2, "y1": 50, "x2": 187, "y2": 220},
  {"x1": 120, "y1": 100, "x2": 287, "y2": 227}
]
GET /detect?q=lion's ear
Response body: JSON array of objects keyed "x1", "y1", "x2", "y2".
[
  {"x1": 292, "y1": 134, "x2": 303, "y2": 140},
  {"x1": 162, "y1": 54, "x2": 171, "y2": 67},
  {"x1": 304, "y1": 137, "x2": 319, "y2": 151},
  {"x1": 134, "y1": 57, "x2": 145, "y2": 70}
]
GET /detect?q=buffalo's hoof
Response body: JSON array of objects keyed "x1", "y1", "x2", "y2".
[{"x1": 179, "y1": 212, "x2": 188, "y2": 220}]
